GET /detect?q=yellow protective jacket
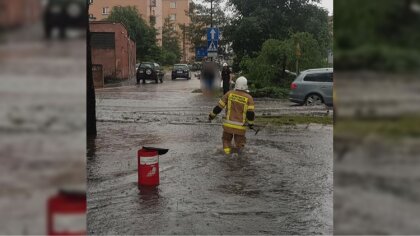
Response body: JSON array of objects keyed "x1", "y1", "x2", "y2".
[{"x1": 211, "y1": 90, "x2": 255, "y2": 135}]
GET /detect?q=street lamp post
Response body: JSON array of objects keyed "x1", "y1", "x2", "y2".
[{"x1": 210, "y1": 0, "x2": 213, "y2": 28}]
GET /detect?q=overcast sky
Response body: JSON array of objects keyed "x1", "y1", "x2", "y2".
[{"x1": 318, "y1": 0, "x2": 333, "y2": 16}]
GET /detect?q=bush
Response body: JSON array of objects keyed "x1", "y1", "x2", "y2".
[
  {"x1": 240, "y1": 33, "x2": 326, "y2": 89},
  {"x1": 249, "y1": 87, "x2": 290, "y2": 98},
  {"x1": 160, "y1": 49, "x2": 178, "y2": 66},
  {"x1": 335, "y1": 45, "x2": 420, "y2": 72}
]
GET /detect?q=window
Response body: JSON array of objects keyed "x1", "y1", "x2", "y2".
[
  {"x1": 91, "y1": 32, "x2": 115, "y2": 49},
  {"x1": 102, "y1": 7, "x2": 109, "y2": 15},
  {"x1": 170, "y1": 2, "x2": 176, "y2": 9},
  {"x1": 303, "y1": 73, "x2": 333, "y2": 82},
  {"x1": 150, "y1": 0, "x2": 156, "y2": 7},
  {"x1": 170, "y1": 14, "x2": 176, "y2": 21}
]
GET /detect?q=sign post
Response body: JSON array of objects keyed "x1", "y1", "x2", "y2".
[
  {"x1": 207, "y1": 28, "x2": 219, "y2": 60},
  {"x1": 195, "y1": 46, "x2": 208, "y2": 61}
]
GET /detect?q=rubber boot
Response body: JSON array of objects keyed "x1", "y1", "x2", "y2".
[{"x1": 223, "y1": 147, "x2": 231, "y2": 155}]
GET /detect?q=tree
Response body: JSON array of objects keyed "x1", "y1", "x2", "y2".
[
  {"x1": 241, "y1": 32, "x2": 325, "y2": 87},
  {"x1": 161, "y1": 17, "x2": 181, "y2": 64},
  {"x1": 106, "y1": 6, "x2": 160, "y2": 61},
  {"x1": 225, "y1": 0, "x2": 330, "y2": 71},
  {"x1": 87, "y1": 3, "x2": 96, "y2": 137},
  {"x1": 334, "y1": 0, "x2": 420, "y2": 71},
  {"x1": 185, "y1": 0, "x2": 229, "y2": 59}
]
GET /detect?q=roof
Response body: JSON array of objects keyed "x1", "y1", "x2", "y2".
[{"x1": 89, "y1": 21, "x2": 133, "y2": 41}]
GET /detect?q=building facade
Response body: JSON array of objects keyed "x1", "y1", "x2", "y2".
[
  {"x1": 0, "y1": 0, "x2": 42, "y2": 29},
  {"x1": 90, "y1": 22, "x2": 136, "y2": 81},
  {"x1": 89, "y1": 0, "x2": 192, "y2": 61}
]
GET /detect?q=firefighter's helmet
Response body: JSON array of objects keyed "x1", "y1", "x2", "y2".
[{"x1": 235, "y1": 76, "x2": 248, "y2": 91}]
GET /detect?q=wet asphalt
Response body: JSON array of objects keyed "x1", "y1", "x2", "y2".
[
  {"x1": 87, "y1": 76, "x2": 333, "y2": 234},
  {"x1": 0, "y1": 23, "x2": 85, "y2": 234}
]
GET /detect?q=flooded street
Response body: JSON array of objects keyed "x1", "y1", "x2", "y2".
[
  {"x1": 0, "y1": 23, "x2": 86, "y2": 234},
  {"x1": 88, "y1": 76, "x2": 333, "y2": 234},
  {"x1": 334, "y1": 73, "x2": 420, "y2": 234}
]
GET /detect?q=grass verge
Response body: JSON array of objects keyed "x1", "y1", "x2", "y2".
[
  {"x1": 256, "y1": 115, "x2": 333, "y2": 126},
  {"x1": 335, "y1": 116, "x2": 420, "y2": 138},
  {"x1": 250, "y1": 87, "x2": 290, "y2": 99}
]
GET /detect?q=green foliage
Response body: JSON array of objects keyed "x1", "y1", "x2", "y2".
[
  {"x1": 336, "y1": 116, "x2": 420, "y2": 138},
  {"x1": 335, "y1": 45, "x2": 420, "y2": 72},
  {"x1": 257, "y1": 115, "x2": 333, "y2": 126},
  {"x1": 334, "y1": 0, "x2": 420, "y2": 71},
  {"x1": 159, "y1": 49, "x2": 178, "y2": 65},
  {"x1": 241, "y1": 33, "x2": 326, "y2": 89},
  {"x1": 186, "y1": 0, "x2": 230, "y2": 59},
  {"x1": 249, "y1": 87, "x2": 290, "y2": 99},
  {"x1": 160, "y1": 17, "x2": 181, "y2": 65},
  {"x1": 226, "y1": 0, "x2": 330, "y2": 70},
  {"x1": 106, "y1": 6, "x2": 160, "y2": 61}
]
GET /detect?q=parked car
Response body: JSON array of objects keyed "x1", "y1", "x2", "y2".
[
  {"x1": 43, "y1": 0, "x2": 86, "y2": 39},
  {"x1": 171, "y1": 64, "x2": 191, "y2": 80},
  {"x1": 289, "y1": 68, "x2": 333, "y2": 106},
  {"x1": 137, "y1": 62, "x2": 164, "y2": 84},
  {"x1": 191, "y1": 62, "x2": 202, "y2": 71}
]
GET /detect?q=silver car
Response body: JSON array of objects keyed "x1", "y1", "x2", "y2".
[{"x1": 289, "y1": 68, "x2": 333, "y2": 106}]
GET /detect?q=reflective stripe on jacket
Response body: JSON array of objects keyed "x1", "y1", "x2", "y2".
[{"x1": 217, "y1": 90, "x2": 255, "y2": 135}]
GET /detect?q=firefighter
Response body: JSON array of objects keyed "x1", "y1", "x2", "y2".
[
  {"x1": 221, "y1": 63, "x2": 231, "y2": 95},
  {"x1": 208, "y1": 76, "x2": 255, "y2": 155}
]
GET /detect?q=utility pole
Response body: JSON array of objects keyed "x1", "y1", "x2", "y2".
[
  {"x1": 183, "y1": 24, "x2": 186, "y2": 62},
  {"x1": 210, "y1": 0, "x2": 213, "y2": 28}
]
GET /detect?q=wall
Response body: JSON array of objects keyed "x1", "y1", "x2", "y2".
[
  {"x1": 90, "y1": 22, "x2": 136, "y2": 80},
  {"x1": 162, "y1": 0, "x2": 192, "y2": 61},
  {"x1": 89, "y1": 0, "x2": 148, "y2": 21},
  {"x1": 89, "y1": 0, "x2": 193, "y2": 61},
  {"x1": 0, "y1": 0, "x2": 42, "y2": 28}
]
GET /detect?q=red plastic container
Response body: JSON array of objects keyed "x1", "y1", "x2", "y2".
[
  {"x1": 138, "y1": 148, "x2": 160, "y2": 187},
  {"x1": 47, "y1": 189, "x2": 86, "y2": 235}
]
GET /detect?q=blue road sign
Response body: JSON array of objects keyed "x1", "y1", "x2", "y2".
[
  {"x1": 207, "y1": 40, "x2": 218, "y2": 52},
  {"x1": 207, "y1": 28, "x2": 219, "y2": 52},
  {"x1": 207, "y1": 28, "x2": 219, "y2": 41},
  {"x1": 196, "y1": 46, "x2": 208, "y2": 59}
]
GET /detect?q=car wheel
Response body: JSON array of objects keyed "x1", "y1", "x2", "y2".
[
  {"x1": 44, "y1": 24, "x2": 52, "y2": 39},
  {"x1": 305, "y1": 94, "x2": 323, "y2": 106},
  {"x1": 59, "y1": 27, "x2": 66, "y2": 39},
  {"x1": 160, "y1": 78, "x2": 163, "y2": 83}
]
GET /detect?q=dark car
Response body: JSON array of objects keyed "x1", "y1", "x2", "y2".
[
  {"x1": 137, "y1": 62, "x2": 164, "y2": 84},
  {"x1": 171, "y1": 64, "x2": 191, "y2": 80},
  {"x1": 191, "y1": 62, "x2": 202, "y2": 71},
  {"x1": 43, "y1": 0, "x2": 86, "y2": 39}
]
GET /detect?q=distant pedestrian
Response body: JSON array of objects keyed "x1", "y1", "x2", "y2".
[
  {"x1": 201, "y1": 57, "x2": 217, "y2": 94},
  {"x1": 221, "y1": 63, "x2": 231, "y2": 94}
]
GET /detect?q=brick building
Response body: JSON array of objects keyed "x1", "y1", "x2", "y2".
[
  {"x1": 0, "y1": 0, "x2": 42, "y2": 29},
  {"x1": 90, "y1": 22, "x2": 136, "y2": 81},
  {"x1": 89, "y1": 0, "x2": 193, "y2": 61}
]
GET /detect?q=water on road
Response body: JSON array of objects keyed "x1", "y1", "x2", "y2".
[{"x1": 88, "y1": 76, "x2": 333, "y2": 234}]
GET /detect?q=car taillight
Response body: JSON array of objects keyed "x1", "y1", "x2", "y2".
[{"x1": 291, "y1": 82, "x2": 298, "y2": 90}]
